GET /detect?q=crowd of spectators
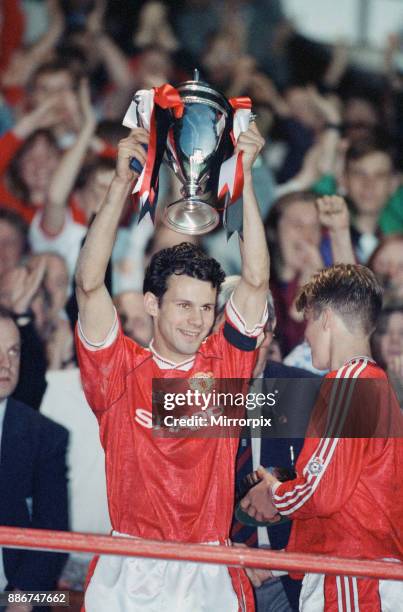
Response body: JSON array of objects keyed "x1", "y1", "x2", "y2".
[{"x1": 0, "y1": 0, "x2": 402, "y2": 608}]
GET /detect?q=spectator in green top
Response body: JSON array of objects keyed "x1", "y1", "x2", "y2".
[{"x1": 313, "y1": 136, "x2": 400, "y2": 262}]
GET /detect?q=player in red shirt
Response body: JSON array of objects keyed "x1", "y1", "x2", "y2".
[
  {"x1": 75, "y1": 124, "x2": 268, "y2": 611},
  {"x1": 241, "y1": 264, "x2": 403, "y2": 611}
]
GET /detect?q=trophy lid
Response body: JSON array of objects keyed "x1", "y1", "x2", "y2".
[{"x1": 177, "y1": 69, "x2": 231, "y2": 116}]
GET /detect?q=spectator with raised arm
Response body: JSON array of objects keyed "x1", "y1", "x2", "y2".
[
  {"x1": 266, "y1": 193, "x2": 354, "y2": 355},
  {"x1": 29, "y1": 79, "x2": 97, "y2": 280},
  {"x1": 0, "y1": 0, "x2": 65, "y2": 114},
  {"x1": 0, "y1": 100, "x2": 64, "y2": 223}
]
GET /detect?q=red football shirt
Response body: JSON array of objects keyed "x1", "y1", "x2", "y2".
[
  {"x1": 76, "y1": 299, "x2": 265, "y2": 543},
  {"x1": 272, "y1": 357, "x2": 403, "y2": 564}
]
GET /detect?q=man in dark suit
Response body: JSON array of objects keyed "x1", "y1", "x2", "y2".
[{"x1": 0, "y1": 306, "x2": 69, "y2": 612}]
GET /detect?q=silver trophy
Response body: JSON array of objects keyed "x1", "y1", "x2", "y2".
[{"x1": 162, "y1": 70, "x2": 232, "y2": 235}]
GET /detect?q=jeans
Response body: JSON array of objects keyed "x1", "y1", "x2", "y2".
[{"x1": 255, "y1": 577, "x2": 294, "y2": 612}]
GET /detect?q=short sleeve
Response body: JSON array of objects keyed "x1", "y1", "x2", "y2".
[
  {"x1": 222, "y1": 291, "x2": 268, "y2": 352},
  {"x1": 75, "y1": 316, "x2": 146, "y2": 415},
  {"x1": 202, "y1": 292, "x2": 268, "y2": 379}
]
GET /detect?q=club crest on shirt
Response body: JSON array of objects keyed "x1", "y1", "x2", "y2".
[
  {"x1": 307, "y1": 457, "x2": 324, "y2": 476},
  {"x1": 189, "y1": 372, "x2": 215, "y2": 393}
]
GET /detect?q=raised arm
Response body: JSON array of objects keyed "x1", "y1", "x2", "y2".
[
  {"x1": 0, "y1": 98, "x2": 63, "y2": 176},
  {"x1": 75, "y1": 128, "x2": 148, "y2": 343},
  {"x1": 317, "y1": 195, "x2": 356, "y2": 264},
  {"x1": 1, "y1": 0, "x2": 64, "y2": 90},
  {"x1": 87, "y1": 0, "x2": 133, "y2": 91},
  {"x1": 308, "y1": 88, "x2": 342, "y2": 177},
  {"x1": 43, "y1": 80, "x2": 97, "y2": 235},
  {"x1": 232, "y1": 124, "x2": 269, "y2": 329}
]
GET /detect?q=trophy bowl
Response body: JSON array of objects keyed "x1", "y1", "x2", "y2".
[{"x1": 162, "y1": 75, "x2": 233, "y2": 235}]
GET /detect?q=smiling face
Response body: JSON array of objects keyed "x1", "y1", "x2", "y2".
[
  {"x1": 31, "y1": 70, "x2": 75, "y2": 107},
  {"x1": 344, "y1": 152, "x2": 395, "y2": 215},
  {"x1": 19, "y1": 134, "x2": 60, "y2": 196},
  {"x1": 145, "y1": 274, "x2": 217, "y2": 362},
  {"x1": 0, "y1": 317, "x2": 21, "y2": 401}
]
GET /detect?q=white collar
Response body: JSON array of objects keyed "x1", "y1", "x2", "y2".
[
  {"x1": 148, "y1": 340, "x2": 195, "y2": 372},
  {"x1": 0, "y1": 398, "x2": 7, "y2": 433},
  {"x1": 343, "y1": 355, "x2": 376, "y2": 366}
]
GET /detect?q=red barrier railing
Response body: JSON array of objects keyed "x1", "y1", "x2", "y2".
[{"x1": 0, "y1": 527, "x2": 402, "y2": 581}]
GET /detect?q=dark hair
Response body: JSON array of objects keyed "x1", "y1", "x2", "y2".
[
  {"x1": 0, "y1": 208, "x2": 29, "y2": 255},
  {"x1": 345, "y1": 135, "x2": 396, "y2": 170},
  {"x1": 296, "y1": 264, "x2": 383, "y2": 335},
  {"x1": 76, "y1": 157, "x2": 116, "y2": 189},
  {"x1": 96, "y1": 120, "x2": 129, "y2": 147},
  {"x1": 7, "y1": 129, "x2": 59, "y2": 202},
  {"x1": 31, "y1": 58, "x2": 80, "y2": 90},
  {"x1": 143, "y1": 242, "x2": 225, "y2": 301},
  {"x1": 55, "y1": 43, "x2": 87, "y2": 68}
]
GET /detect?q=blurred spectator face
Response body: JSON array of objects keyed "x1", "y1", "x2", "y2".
[
  {"x1": 114, "y1": 292, "x2": 153, "y2": 346},
  {"x1": 277, "y1": 201, "x2": 321, "y2": 274},
  {"x1": 344, "y1": 152, "x2": 395, "y2": 215},
  {"x1": 370, "y1": 238, "x2": 403, "y2": 293},
  {"x1": 31, "y1": 286, "x2": 52, "y2": 339},
  {"x1": 0, "y1": 317, "x2": 21, "y2": 401},
  {"x1": 42, "y1": 254, "x2": 69, "y2": 317},
  {"x1": 344, "y1": 98, "x2": 378, "y2": 142},
  {"x1": 137, "y1": 49, "x2": 173, "y2": 88},
  {"x1": 285, "y1": 87, "x2": 319, "y2": 130},
  {"x1": 18, "y1": 134, "x2": 60, "y2": 197},
  {"x1": 377, "y1": 311, "x2": 403, "y2": 367},
  {"x1": 203, "y1": 34, "x2": 241, "y2": 85},
  {"x1": 81, "y1": 167, "x2": 115, "y2": 219},
  {"x1": 30, "y1": 68, "x2": 80, "y2": 137},
  {"x1": 0, "y1": 220, "x2": 25, "y2": 276},
  {"x1": 31, "y1": 70, "x2": 75, "y2": 108}
]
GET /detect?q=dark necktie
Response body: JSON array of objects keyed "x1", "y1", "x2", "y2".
[{"x1": 231, "y1": 437, "x2": 258, "y2": 547}]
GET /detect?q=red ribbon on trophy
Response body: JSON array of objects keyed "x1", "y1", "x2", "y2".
[
  {"x1": 123, "y1": 81, "x2": 252, "y2": 235},
  {"x1": 154, "y1": 84, "x2": 184, "y2": 119},
  {"x1": 217, "y1": 96, "x2": 252, "y2": 232},
  {"x1": 123, "y1": 84, "x2": 184, "y2": 222}
]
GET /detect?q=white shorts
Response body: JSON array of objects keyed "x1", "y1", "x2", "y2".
[{"x1": 84, "y1": 532, "x2": 240, "y2": 612}]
